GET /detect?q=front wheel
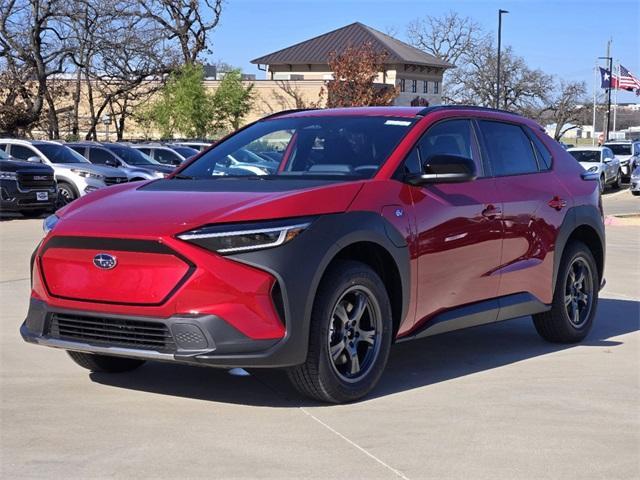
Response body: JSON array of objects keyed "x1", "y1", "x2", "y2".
[
  {"x1": 67, "y1": 351, "x2": 145, "y2": 373},
  {"x1": 57, "y1": 182, "x2": 77, "y2": 206},
  {"x1": 599, "y1": 175, "x2": 605, "y2": 194},
  {"x1": 533, "y1": 241, "x2": 599, "y2": 343},
  {"x1": 287, "y1": 260, "x2": 392, "y2": 403}
]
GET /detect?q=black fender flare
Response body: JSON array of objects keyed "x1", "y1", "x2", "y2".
[
  {"x1": 552, "y1": 205, "x2": 605, "y2": 293},
  {"x1": 228, "y1": 211, "x2": 410, "y2": 366}
]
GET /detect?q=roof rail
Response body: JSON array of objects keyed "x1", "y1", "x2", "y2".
[
  {"x1": 259, "y1": 108, "x2": 318, "y2": 121},
  {"x1": 416, "y1": 105, "x2": 522, "y2": 117}
]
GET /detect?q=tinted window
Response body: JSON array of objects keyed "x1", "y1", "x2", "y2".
[
  {"x1": 137, "y1": 148, "x2": 151, "y2": 156},
  {"x1": 606, "y1": 144, "x2": 631, "y2": 156},
  {"x1": 69, "y1": 146, "x2": 85, "y2": 156},
  {"x1": 9, "y1": 145, "x2": 37, "y2": 160},
  {"x1": 401, "y1": 148, "x2": 422, "y2": 175},
  {"x1": 155, "y1": 149, "x2": 181, "y2": 164},
  {"x1": 477, "y1": 121, "x2": 539, "y2": 176},
  {"x1": 106, "y1": 146, "x2": 157, "y2": 165},
  {"x1": 568, "y1": 150, "x2": 601, "y2": 163},
  {"x1": 527, "y1": 128, "x2": 553, "y2": 170},
  {"x1": 417, "y1": 119, "x2": 481, "y2": 174},
  {"x1": 91, "y1": 148, "x2": 118, "y2": 165},
  {"x1": 170, "y1": 146, "x2": 198, "y2": 158},
  {"x1": 0, "y1": 144, "x2": 7, "y2": 152}
]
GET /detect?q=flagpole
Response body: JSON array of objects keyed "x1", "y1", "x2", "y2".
[
  {"x1": 613, "y1": 62, "x2": 619, "y2": 135},
  {"x1": 592, "y1": 62, "x2": 597, "y2": 146},
  {"x1": 605, "y1": 40, "x2": 612, "y2": 142}
]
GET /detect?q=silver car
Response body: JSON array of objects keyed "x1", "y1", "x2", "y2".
[
  {"x1": 0, "y1": 139, "x2": 128, "y2": 204},
  {"x1": 631, "y1": 165, "x2": 640, "y2": 196},
  {"x1": 604, "y1": 141, "x2": 640, "y2": 180},
  {"x1": 567, "y1": 146, "x2": 622, "y2": 193}
]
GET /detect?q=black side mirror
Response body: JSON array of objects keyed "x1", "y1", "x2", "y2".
[{"x1": 406, "y1": 154, "x2": 477, "y2": 185}]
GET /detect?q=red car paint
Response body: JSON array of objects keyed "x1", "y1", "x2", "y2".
[{"x1": 29, "y1": 107, "x2": 599, "y2": 346}]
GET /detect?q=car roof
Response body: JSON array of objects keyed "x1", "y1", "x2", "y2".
[
  {"x1": 567, "y1": 147, "x2": 606, "y2": 151},
  {"x1": 0, "y1": 138, "x2": 62, "y2": 146}
]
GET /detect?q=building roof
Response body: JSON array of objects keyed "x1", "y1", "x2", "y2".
[{"x1": 251, "y1": 22, "x2": 453, "y2": 69}]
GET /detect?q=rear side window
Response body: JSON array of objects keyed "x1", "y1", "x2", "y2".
[
  {"x1": 526, "y1": 128, "x2": 553, "y2": 170},
  {"x1": 477, "y1": 120, "x2": 539, "y2": 176},
  {"x1": 417, "y1": 119, "x2": 482, "y2": 174},
  {"x1": 155, "y1": 149, "x2": 181, "y2": 164},
  {"x1": 9, "y1": 145, "x2": 37, "y2": 160},
  {"x1": 90, "y1": 148, "x2": 117, "y2": 165}
]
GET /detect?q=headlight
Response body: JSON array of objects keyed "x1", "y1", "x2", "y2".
[
  {"x1": 43, "y1": 214, "x2": 59, "y2": 235},
  {"x1": 0, "y1": 171, "x2": 17, "y2": 180},
  {"x1": 588, "y1": 166, "x2": 599, "y2": 172},
  {"x1": 71, "y1": 168, "x2": 104, "y2": 180},
  {"x1": 178, "y1": 218, "x2": 314, "y2": 254}
]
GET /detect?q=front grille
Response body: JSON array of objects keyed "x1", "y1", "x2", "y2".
[
  {"x1": 17, "y1": 172, "x2": 55, "y2": 189},
  {"x1": 49, "y1": 313, "x2": 176, "y2": 352},
  {"x1": 104, "y1": 177, "x2": 128, "y2": 186}
]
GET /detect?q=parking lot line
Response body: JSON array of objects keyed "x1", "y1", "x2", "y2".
[{"x1": 300, "y1": 407, "x2": 411, "y2": 480}]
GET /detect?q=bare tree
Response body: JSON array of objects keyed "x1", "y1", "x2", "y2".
[
  {"x1": 539, "y1": 80, "x2": 588, "y2": 140},
  {"x1": 0, "y1": 0, "x2": 71, "y2": 135},
  {"x1": 447, "y1": 44, "x2": 552, "y2": 114},
  {"x1": 135, "y1": 0, "x2": 223, "y2": 65},
  {"x1": 407, "y1": 11, "x2": 488, "y2": 65}
]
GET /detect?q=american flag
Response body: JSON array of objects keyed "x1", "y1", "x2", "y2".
[{"x1": 617, "y1": 65, "x2": 640, "y2": 94}]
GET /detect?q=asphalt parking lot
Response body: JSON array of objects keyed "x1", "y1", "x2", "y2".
[{"x1": 0, "y1": 191, "x2": 638, "y2": 479}]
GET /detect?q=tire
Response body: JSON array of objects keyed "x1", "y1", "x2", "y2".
[
  {"x1": 67, "y1": 351, "x2": 145, "y2": 373},
  {"x1": 613, "y1": 170, "x2": 621, "y2": 189},
  {"x1": 599, "y1": 175, "x2": 605, "y2": 194},
  {"x1": 632, "y1": 191, "x2": 640, "y2": 196},
  {"x1": 533, "y1": 241, "x2": 599, "y2": 343},
  {"x1": 287, "y1": 260, "x2": 393, "y2": 403},
  {"x1": 21, "y1": 210, "x2": 47, "y2": 218},
  {"x1": 57, "y1": 182, "x2": 77, "y2": 206}
]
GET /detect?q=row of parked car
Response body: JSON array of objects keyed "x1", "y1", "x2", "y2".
[
  {"x1": 0, "y1": 140, "x2": 214, "y2": 216},
  {"x1": 567, "y1": 140, "x2": 640, "y2": 195}
]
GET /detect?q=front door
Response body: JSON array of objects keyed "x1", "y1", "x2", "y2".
[{"x1": 408, "y1": 119, "x2": 504, "y2": 332}]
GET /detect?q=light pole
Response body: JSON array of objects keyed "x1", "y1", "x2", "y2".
[{"x1": 495, "y1": 9, "x2": 509, "y2": 109}]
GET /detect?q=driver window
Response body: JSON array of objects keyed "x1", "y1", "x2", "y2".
[{"x1": 417, "y1": 120, "x2": 482, "y2": 175}]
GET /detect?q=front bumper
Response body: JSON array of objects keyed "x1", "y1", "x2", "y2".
[
  {"x1": 0, "y1": 180, "x2": 57, "y2": 212},
  {"x1": 21, "y1": 297, "x2": 285, "y2": 367}
]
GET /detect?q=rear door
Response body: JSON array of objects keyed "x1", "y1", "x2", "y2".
[
  {"x1": 475, "y1": 120, "x2": 567, "y2": 306},
  {"x1": 408, "y1": 118, "x2": 503, "y2": 331}
]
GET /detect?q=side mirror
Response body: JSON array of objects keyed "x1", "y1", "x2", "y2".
[
  {"x1": 27, "y1": 156, "x2": 42, "y2": 163},
  {"x1": 602, "y1": 157, "x2": 611, "y2": 163},
  {"x1": 406, "y1": 154, "x2": 477, "y2": 185}
]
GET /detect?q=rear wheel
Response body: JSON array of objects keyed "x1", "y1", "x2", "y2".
[
  {"x1": 533, "y1": 241, "x2": 599, "y2": 343},
  {"x1": 287, "y1": 260, "x2": 392, "y2": 403},
  {"x1": 613, "y1": 169, "x2": 622, "y2": 189},
  {"x1": 67, "y1": 351, "x2": 145, "y2": 373}
]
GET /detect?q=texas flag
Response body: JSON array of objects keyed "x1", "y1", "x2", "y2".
[{"x1": 599, "y1": 67, "x2": 619, "y2": 89}]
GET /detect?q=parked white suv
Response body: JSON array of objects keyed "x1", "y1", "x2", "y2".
[
  {"x1": 0, "y1": 139, "x2": 128, "y2": 205},
  {"x1": 567, "y1": 146, "x2": 622, "y2": 193},
  {"x1": 604, "y1": 141, "x2": 640, "y2": 181}
]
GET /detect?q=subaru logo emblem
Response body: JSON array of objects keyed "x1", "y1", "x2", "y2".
[{"x1": 93, "y1": 253, "x2": 117, "y2": 270}]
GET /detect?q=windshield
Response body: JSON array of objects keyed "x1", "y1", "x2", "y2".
[
  {"x1": 178, "y1": 116, "x2": 416, "y2": 179},
  {"x1": 569, "y1": 150, "x2": 601, "y2": 163},
  {"x1": 107, "y1": 145, "x2": 159, "y2": 165},
  {"x1": 606, "y1": 144, "x2": 632, "y2": 156},
  {"x1": 37, "y1": 144, "x2": 90, "y2": 164}
]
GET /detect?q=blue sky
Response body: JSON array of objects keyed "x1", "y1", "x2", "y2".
[{"x1": 210, "y1": 0, "x2": 640, "y2": 102}]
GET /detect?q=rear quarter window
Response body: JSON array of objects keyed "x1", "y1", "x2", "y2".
[{"x1": 526, "y1": 127, "x2": 553, "y2": 170}]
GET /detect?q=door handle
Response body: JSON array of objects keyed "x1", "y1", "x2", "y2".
[
  {"x1": 548, "y1": 196, "x2": 567, "y2": 211},
  {"x1": 482, "y1": 204, "x2": 502, "y2": 218}
]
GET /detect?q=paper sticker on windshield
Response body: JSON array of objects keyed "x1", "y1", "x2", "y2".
[{"x1": 385, "y1": 120, "x2": 412, "y2": 126}]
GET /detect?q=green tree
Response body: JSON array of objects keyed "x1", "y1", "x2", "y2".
[
  {"x1": 147, "y1": 64, "x2": 215, "y2": 138},
  {"x1": 212, "y1": 69, "x2": 255, "y2": 131}
]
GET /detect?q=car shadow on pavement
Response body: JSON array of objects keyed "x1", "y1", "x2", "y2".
[{"x1": 89, "y1": 298, "x2": 639, "y2": 407}]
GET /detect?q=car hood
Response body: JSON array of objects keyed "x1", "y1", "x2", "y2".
[
  {"x1": 54, "y1": 178, "x2": 365, "y2": 237},
  {"x1": 579, "y1": 161, "x2": 601, "y2": 171},
  {"x1": 53, "y1": 163, "x2": 126, "y2": 176},
  {"x1": 129, "y1": 164, "x2": 174, "y2": 174},
  {"x1": 0, "y1": 159, "x2": 54, "y2": 173}
]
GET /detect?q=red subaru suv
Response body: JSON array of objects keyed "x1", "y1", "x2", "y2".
[{"x1": 21, "y1": 106, "x2": 605, "y2": 403}]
